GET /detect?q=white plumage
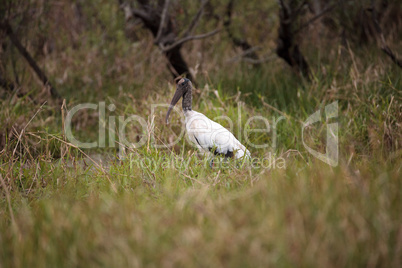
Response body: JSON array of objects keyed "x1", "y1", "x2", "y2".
[
  {"x1": 184, "y1": 110, "x2": 250, "y2": 159},
  {"x1": 166, "y1": 78, "x2": 250, "y2": 160}
]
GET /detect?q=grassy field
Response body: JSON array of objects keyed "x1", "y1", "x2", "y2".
[{"x1": 1, "y1": 0, "x2": 401, "y2": 267}]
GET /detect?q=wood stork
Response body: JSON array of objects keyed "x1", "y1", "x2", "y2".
[{"x1": 165, "y1": 78, "x2": 250, "y2": 164}]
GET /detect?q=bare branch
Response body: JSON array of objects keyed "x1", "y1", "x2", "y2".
[
  {"x1": 369, "y1": 2, "x2": 402, "y2": 69},
  {"x1": 118, "y1": 0, "x2": 215, "y2": 82},
  {"x1": 1, "y1": 21, "x2": 61, "y2": 99},
  {"x1": 381, "y1": 46, "x2": 402, "y2": 68},
  {"x1": 155, "y1": 0, "x2": 170, "y2": 43},
  {"x1": 132, "y1": 8, "x2": 153, "y2": 22},
  {"x1": 181, "y1": 0, "x2": 209, "y2": 38},
  {"x1": 120, "y1": 2, "x2": 152, "y2": 23},
  {"x1": 241, "y1": 46, "x2": 262, "y2": 57},
  {"x1": 242, "y1": 54, "x2": 277, "y2": 64},
  {"x1": 293, "y1": 0, "x2": 307, "y2": 18},
  {"x1": 293, "y1": 4, "x2": 335, "y2": 34},
  {"x1": 160, "y1": 28, "x2": 221, "y2": 52}
]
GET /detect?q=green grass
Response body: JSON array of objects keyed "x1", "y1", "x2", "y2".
[
  {"x1": 1, "y1": 70, "x2": 400, "y2": 266},
  {"x1": 1, "y1": 58, "x2": 401, "y2": 266},
  {"x1": 0, "y1": 152, "x2": 400, "y2": 267},
  {"x1": 1, "y1": 0, "x2": 401, "y2": 266}
]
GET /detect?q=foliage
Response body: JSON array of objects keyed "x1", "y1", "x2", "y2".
[{"x1": 0, "y1": 0, "x2": 401, "y2": 267}]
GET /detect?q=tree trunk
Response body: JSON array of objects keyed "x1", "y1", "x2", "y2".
[{"x1": 276, "y1": 0, "x2": 311, "y2": 79}]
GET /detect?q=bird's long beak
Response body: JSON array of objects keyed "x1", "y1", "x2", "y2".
[{"x1": 165, "y1": 88, "x2": 183, "y2": 124}]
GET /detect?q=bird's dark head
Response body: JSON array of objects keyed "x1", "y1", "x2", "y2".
[
  {"x1": 177, "y1": 77, "x2": 191, "y2": 89},
  {"x1": 166, "y1": 77, "x2": 193, "y2": 124}
]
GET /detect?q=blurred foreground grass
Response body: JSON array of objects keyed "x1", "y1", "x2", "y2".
[{"x1": 0, "y1": 150, "x2": 400, "y2": 267}]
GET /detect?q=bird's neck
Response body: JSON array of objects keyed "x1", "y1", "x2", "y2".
[{"x1": 182, "y1": 90, "x2": 192, "y2": 111}]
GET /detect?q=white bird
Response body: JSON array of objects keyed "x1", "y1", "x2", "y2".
[{"x1": 166, "y1": 78, "x2": 250, "y2": 163}]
